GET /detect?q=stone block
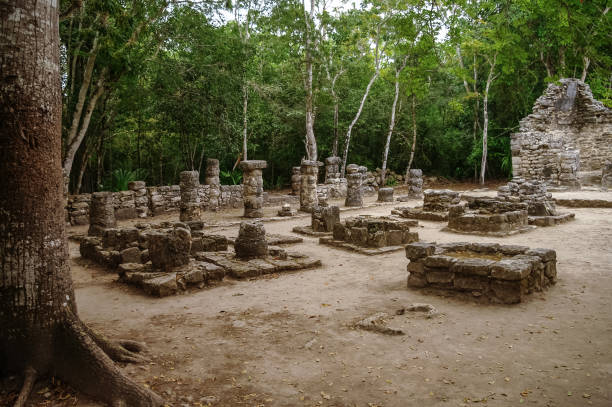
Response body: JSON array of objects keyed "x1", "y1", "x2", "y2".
[
  {"x1": 490, "y1": 259, "x2": 532, "y2": 281},
  {"x1": 142, "y1": 273, "x2": 178, "y2": 297},
  {"x1": 405, "y1": 242, "x2": 436, "y2": 261},
  {"x1": 424, "y1": 255, "x2": 456, "y2": 268},
  {"x1": 451, "y1": 258, "x2": 495, "y2": 276},
  {"x1": 120, "y1": 247, "x2": 141, "y2": 264}
]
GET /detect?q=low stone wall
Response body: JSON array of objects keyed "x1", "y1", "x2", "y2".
[
  {"x1": 445, "y1": 198, "x2": 531, "y2": 236},
  {"x1": 319, "y1": 215, "x2": 419, "y2": 255},
  {"x1": 405, "y1": 242, "x2": 557, "y2": 304},
  {"x1": 67, "y1": 182, "x2": 245, "y2": 225},
  {"x1": 392, "y1": 189, "x2": 460, "y2": 222}
]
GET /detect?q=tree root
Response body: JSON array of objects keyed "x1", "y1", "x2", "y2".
[
  {"x1": 82, "y1": 322, "x2": 150, "y2": 364},
  {"x1": 50, "y1": 310, "x2": 165, "y2": 407},
  {"x1": 13, "y1": 366, "x2": 37, "y2": 407}
]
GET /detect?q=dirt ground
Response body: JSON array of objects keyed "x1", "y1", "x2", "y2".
[{"x1": 5, "y1": 187, "x2": 612, "y2": 407}]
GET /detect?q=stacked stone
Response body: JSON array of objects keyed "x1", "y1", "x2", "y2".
[
  {"x1": 312, "y1": 205, "x2": 340, "y2": 233},
  {"x1": 88, "y1": 191, "x2": 116, "y2": 236},
  {"x1": 205, "y1": 159, "x2": 221, "y2": 210},
  {"x1": 128, "y1": 181, "x2": 149, "y2": 218},
  {"x1": 422, "y1": 189, "x2": 460, "y2": 212},
  {"x1": 602, "y1": 162, "x2": 612, "y2": 189},
  {"x1": 240, "y1": 160, "x2": 267, "y2": 218},
  {"x1": 317, "y1": 185, "x2": 329, "y2": 207},
  {"x1": 446, "y1": 199, "x2": 529, "y2": 235},
  {"x1": 405, "y1": 241, "x2": 557, "y2": 304},
  {"x1": 68, "y1": 193, "x2": 91, "y2": 225},
  {"x1": 220, "y1": 185, "x2": 244, "y2": 208},
  {"x1": 325, "y1": 157, "x2": 341, "y2": 182},
  {"x1": 300, "y1": 159, "x2": 321, "y2": 212},
  {"x1": 179, "y1": 171, "x2": 201, "y2": 222},
  {"x1": 277, "y1": 203, "x2": 297, "y2": 217},
  {"x1": 234, "y1": 221, "x2": 268, "y2": 259},
  {"x1": 377, "y1": 187, "x2": 394, "y2": 202},
  {"x1": 148, "y1": 226, "x2": 192, "y2": 270},
  {"x1": 497, "y1": 178, "x2": 556, "y2": 216},
  {"x1": 291, "y1": 167, "x2": 302, "y2": 196},
  {"x1": 345, "y1": 164, "x2": 364, "y2": 207},
  {"x1": 112, "y1": 190, "x2": 136, "y2": 219},
  {"x1": 511, "y1": 79, "x2": 612, "y2": 187},
  {"x1": 147, "y1": 185, "x2": 181, "y2": 215},
  {"x1": 331, "y1": 216, "x2": 418, "y2": 248},
  {"x1": 406, "y1": 169, "x2": 423, "y2": 197}
]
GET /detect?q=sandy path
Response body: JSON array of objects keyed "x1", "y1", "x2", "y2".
[{"x1": 14, "y1": 190, "x2": 611, "y2": 407}]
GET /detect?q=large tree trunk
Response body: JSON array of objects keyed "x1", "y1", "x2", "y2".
[
  {"x1": 381, "y1": 57, "x2": 407, "y2": 186},
  {"x1": 0, "y1": 2, "x2": 163, "y2": 406}
]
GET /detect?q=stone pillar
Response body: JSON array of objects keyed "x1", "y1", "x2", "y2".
[
  {"x1": 300, "y1": 159, "x2": 322, "y2": 213},
  {"x1": 325, "y1": 156, "x2": 341, "y2": 182},
  {"x1": 179, "y1": 170, "x2": 201, "y2": 222},
  {"x1": 128, "y1": 181, "x2": 149, "y2": 218},
  {"x1": 345, "y1": 164, "x2": 363, "y2": 207},
  {"x1": 406, "y1": 169, "x2": 423, "y2": 197},
  {"x1": 291, "y1": 166, "x2": 301, "y2": 196},
  {"x1": 235, "y1": 221, "x2": 268, "y2": 259},
  {"x1": 377, "y1": 187, "x2": 394, "y2": 202},
  {"x1": 602, "y1": 161, "x2": 612, "y2": 189},
  {"x1": 88, "y1": 191, "x2": 116, "y2": 236},
  {"x1": 240, "y1": 160, "x2": 267, "y2": 218},
  {"x1": 205, "y1": 158, "x2": 221, "y2": 210}
]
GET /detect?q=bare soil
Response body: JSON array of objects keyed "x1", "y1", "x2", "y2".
[{"x1": 4, "y1": 188, "x2": 612, "y2": 407}]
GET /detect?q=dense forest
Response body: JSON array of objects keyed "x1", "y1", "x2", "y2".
[{"x1": 60, "y1": 0, "x2": 612, "y2": 193}]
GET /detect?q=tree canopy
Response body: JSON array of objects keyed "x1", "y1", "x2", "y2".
[{"x1": 60, "y1": 0, "x2": 612, "y2": 193}]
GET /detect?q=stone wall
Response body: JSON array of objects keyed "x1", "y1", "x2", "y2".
[
  {"x1": 511, "y1": 78, "x2": 612, "y2": 187},
  {"x1": 406, "y1": 242, "x2": 557, "y2": 304}
]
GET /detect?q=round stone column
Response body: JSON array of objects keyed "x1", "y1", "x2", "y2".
[
  {"x1": 240, "y1": 160, "x2": 267, "y2": 218},
  {"x1": 88, "y1": 191, "x2": 116, "y2": 236},
  {"x1": 205, "y1": 158, "x2": 221, "y2": 210},
  {"x1": 300, "y1": 159, "x2": 322, "y2": 213},
  {"x1": 291, "y1": 166, "x2": 302, "y2": 196},
  {"x1": 324, "y1": 156, "x2": 341, "y2": 182},
  {"x1": 179, "y1": 170, "x2": 201, "y2": 222},
  {"x1": 235, "y1": 221, "x2": 268, "y2": 259},
  {"x1": 345, "y1": 164, "x2": 364, "y2": 207}
]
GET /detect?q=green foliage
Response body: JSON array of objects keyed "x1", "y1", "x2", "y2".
[
  {"x1": 220, "y1": 170, "x2": 243, "y2": 185},
  {"x1": 107, "y1": 168, "x2": 147, "y2": 192}
]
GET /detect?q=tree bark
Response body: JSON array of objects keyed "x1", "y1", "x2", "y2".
[
  {"x1": 341, "y1": 25, "x2": 382, "y2": 176},
  {"x1": 0, "y1": 2, "x2": 163, "y2": 405},
  {"x1": 63, "y1": 70, "x2": 106, "y2": 190},
  {"x1": 303, "y1": 0, "x2": 318, "y2": 161},
  {"x1": 480, "y1": 53, "x2": 497, "y2": 185},
  {"x1": 381, "y1": 56, "x2": 407, "y2": 186},
  {"x1": 242, "y1": 83, "x2": 248, "y2": 160},
  {"x1": 580, "y1": 56, "x2": 590, "y2": 82},
  {"x1": 404, "y1": 93, "x2": 418, "y2": 183}
]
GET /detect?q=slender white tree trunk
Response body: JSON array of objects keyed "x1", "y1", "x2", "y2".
[
  {"x1": 242, "y1": 83, "x2": 248, "y2": 161},
  {"x1": 580, "y1": 56, "x2": 590, "y2": 82},
  {"x1": 381, "y1": 56, "x2": 407, "y2": 186},
  {"x1": 304, "y1": 0, "x2": 318, "y2": 161},
  {"x1": 480, "y1": 53, "x2": 497, "y2": 185},
  {"x1": 405, "y1": 93, "x2": 417, "y2": 183}
]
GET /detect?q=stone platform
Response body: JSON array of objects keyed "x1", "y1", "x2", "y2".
[
  {"x1": 406, "y1": 242, "x2": 557, "y2": 304},
  {"x1": 444, "y1": 198, "x2": 535, "y2": 237},
  {"x1": 392, "y1": 189, "x2": 460, "y2": 222},
  {"x1": 227, "y1": 233, "x2": 303, "y2": 246},
  {"x1": 529, "y1": 213, "x2": 575, "y2": 226},
  {"x1": 196, "y1": 249, "x2": 321, "y2": 279},
  {"x1": 319, "y1": 215, "x2": 419, "y2": 255},
  {"x1": 391, "y1": 207, "x2": 449, "y2": 222}
]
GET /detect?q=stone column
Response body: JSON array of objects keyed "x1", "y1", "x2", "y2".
[
  {"x1": 300, "y1": 159, "x2": 322, "y2": 213},
  {"x1": 240, "y1": 160, "x2": 267, "y2": 218},
  {"x1": 179, "y1": 170, "x2": 201, "y2": 222},
  {"x1": 325, "y1": 156, "x2": 341, "y2": 182},
  {"x1": 128, "y1": 181, "x2": 149, "y2": 218},
  {"x1": 88, "y1": 191, "x2": 116, "y2": 236},
  {"x1": 235, "y1": 221, "x2": 268, "y2": 259},
  {"x1": 291, "y1": 166, "x2": 301, "y2": 196},
  {"x1": 377, "y1": 187, "x2": 394, "y2": 202},
  {"x1": 407, "y1": 169, "x2": 423, "y2": 197},
  {"x1": 345, "y1": 164, "x2": 363, "y2": 207},
  {"x1": 205, "y1": 158, "x2": 221, "y2": 210}
]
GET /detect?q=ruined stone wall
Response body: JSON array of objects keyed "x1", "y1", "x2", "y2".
[{"x1": 511, "y1": 78, "x2": 612, "y2": 186}]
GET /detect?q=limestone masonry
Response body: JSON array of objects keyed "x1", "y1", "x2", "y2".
[{"x1": 511, "y1": 78, "x2": 612, "y2": 187}]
